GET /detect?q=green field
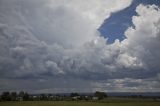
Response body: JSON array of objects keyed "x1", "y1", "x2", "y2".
[{"x1": 0, "y1": 100, "x2": 160, "y2": 106}]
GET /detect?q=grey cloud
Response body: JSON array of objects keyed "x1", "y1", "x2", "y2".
[{"x1": 0, "y1": 0, "x2": 160, "y2": 92}]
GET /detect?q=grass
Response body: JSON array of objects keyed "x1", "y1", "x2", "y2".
[
  {"x1": 0, "y1": 97, "x2": 160, "y2": 106},
  {"x1": 0, "y1": 98, "x2": 160, "y2": 106}
]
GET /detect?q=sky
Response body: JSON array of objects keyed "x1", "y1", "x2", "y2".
[
  {"x1": 0, "y1": 0, "x2": 160, "y2": 93},
  {"x1": 99, "y1": 0, "x2": 160, "y2": 43}
]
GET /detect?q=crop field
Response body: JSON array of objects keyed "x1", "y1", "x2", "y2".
[{"x1": 0, "y1": 98, "x2": 160, "y2": 106}]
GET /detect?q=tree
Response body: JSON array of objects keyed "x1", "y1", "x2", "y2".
[
  {"x1": 10, "y1": 92, "x2": 17, "y2": 101},
  {"x1": 70, "y1": 93, "x2": 79, "y2": 97},
  {"x1": 94, "y1": 91, "x2": 107, "y2": 100},
  {"x1": 40, "y1": 94, "x2": 47, "y2": 100},
  {"x1": 23, "y1": 92, "x2": 29, "y2": 101},
  {"x1": 1, "y1": 92, "x2": 11, "y2": 101},
  {"x1": 18, "y1": 91, "x2": 26, "y2": 101},
  {"x1": 19, "y1": 91, "x2": 25, "y2": 97}
]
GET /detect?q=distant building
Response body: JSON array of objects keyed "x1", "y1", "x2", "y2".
[
  {"x1": 92, "y1": 96, "x2": 98, "y2": 100},
  {"x1": 72, "y1": 96, "x2": 80, "y2": 100},
  {"x1": 17, "y1": 97, "x2": 23, "y2": 101},
  {"x1": 33, "y1": 96, "x2": 37, "y2": 98}
]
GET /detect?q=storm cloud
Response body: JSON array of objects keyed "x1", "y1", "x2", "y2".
[{"x1": 0, "y1": 0, "x2": 160, "y2": 93}]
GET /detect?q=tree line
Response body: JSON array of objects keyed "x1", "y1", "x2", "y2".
[
  {"x1": 0, "y1": 91, "x2": 29, "y2": 101},
  {"x1": 0, "y1": 91, "x2": 107, "y2": 101}
]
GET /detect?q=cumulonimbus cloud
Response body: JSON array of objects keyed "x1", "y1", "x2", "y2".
[{"x1": 0, "y1": 0, "x2": 160, "y2": 92}]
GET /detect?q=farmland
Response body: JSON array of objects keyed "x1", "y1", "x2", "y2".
[{"x1": 0, "y1": 98, "x2": 159, "y2": 106}]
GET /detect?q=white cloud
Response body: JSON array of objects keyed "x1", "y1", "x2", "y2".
[
  {"x1": 46, "y1": 60, "x2": 64, "y2": 75},
  {"x1": 0, "y1": 0, "x2": 132, "y2": 47},
  {"x1": 122, "y1": 4, "x2": 160, "y2": 70}
]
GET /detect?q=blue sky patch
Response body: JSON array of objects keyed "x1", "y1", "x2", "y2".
[{"x1": 99, "y1": 0, "x2": 160, "y2": 43}]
